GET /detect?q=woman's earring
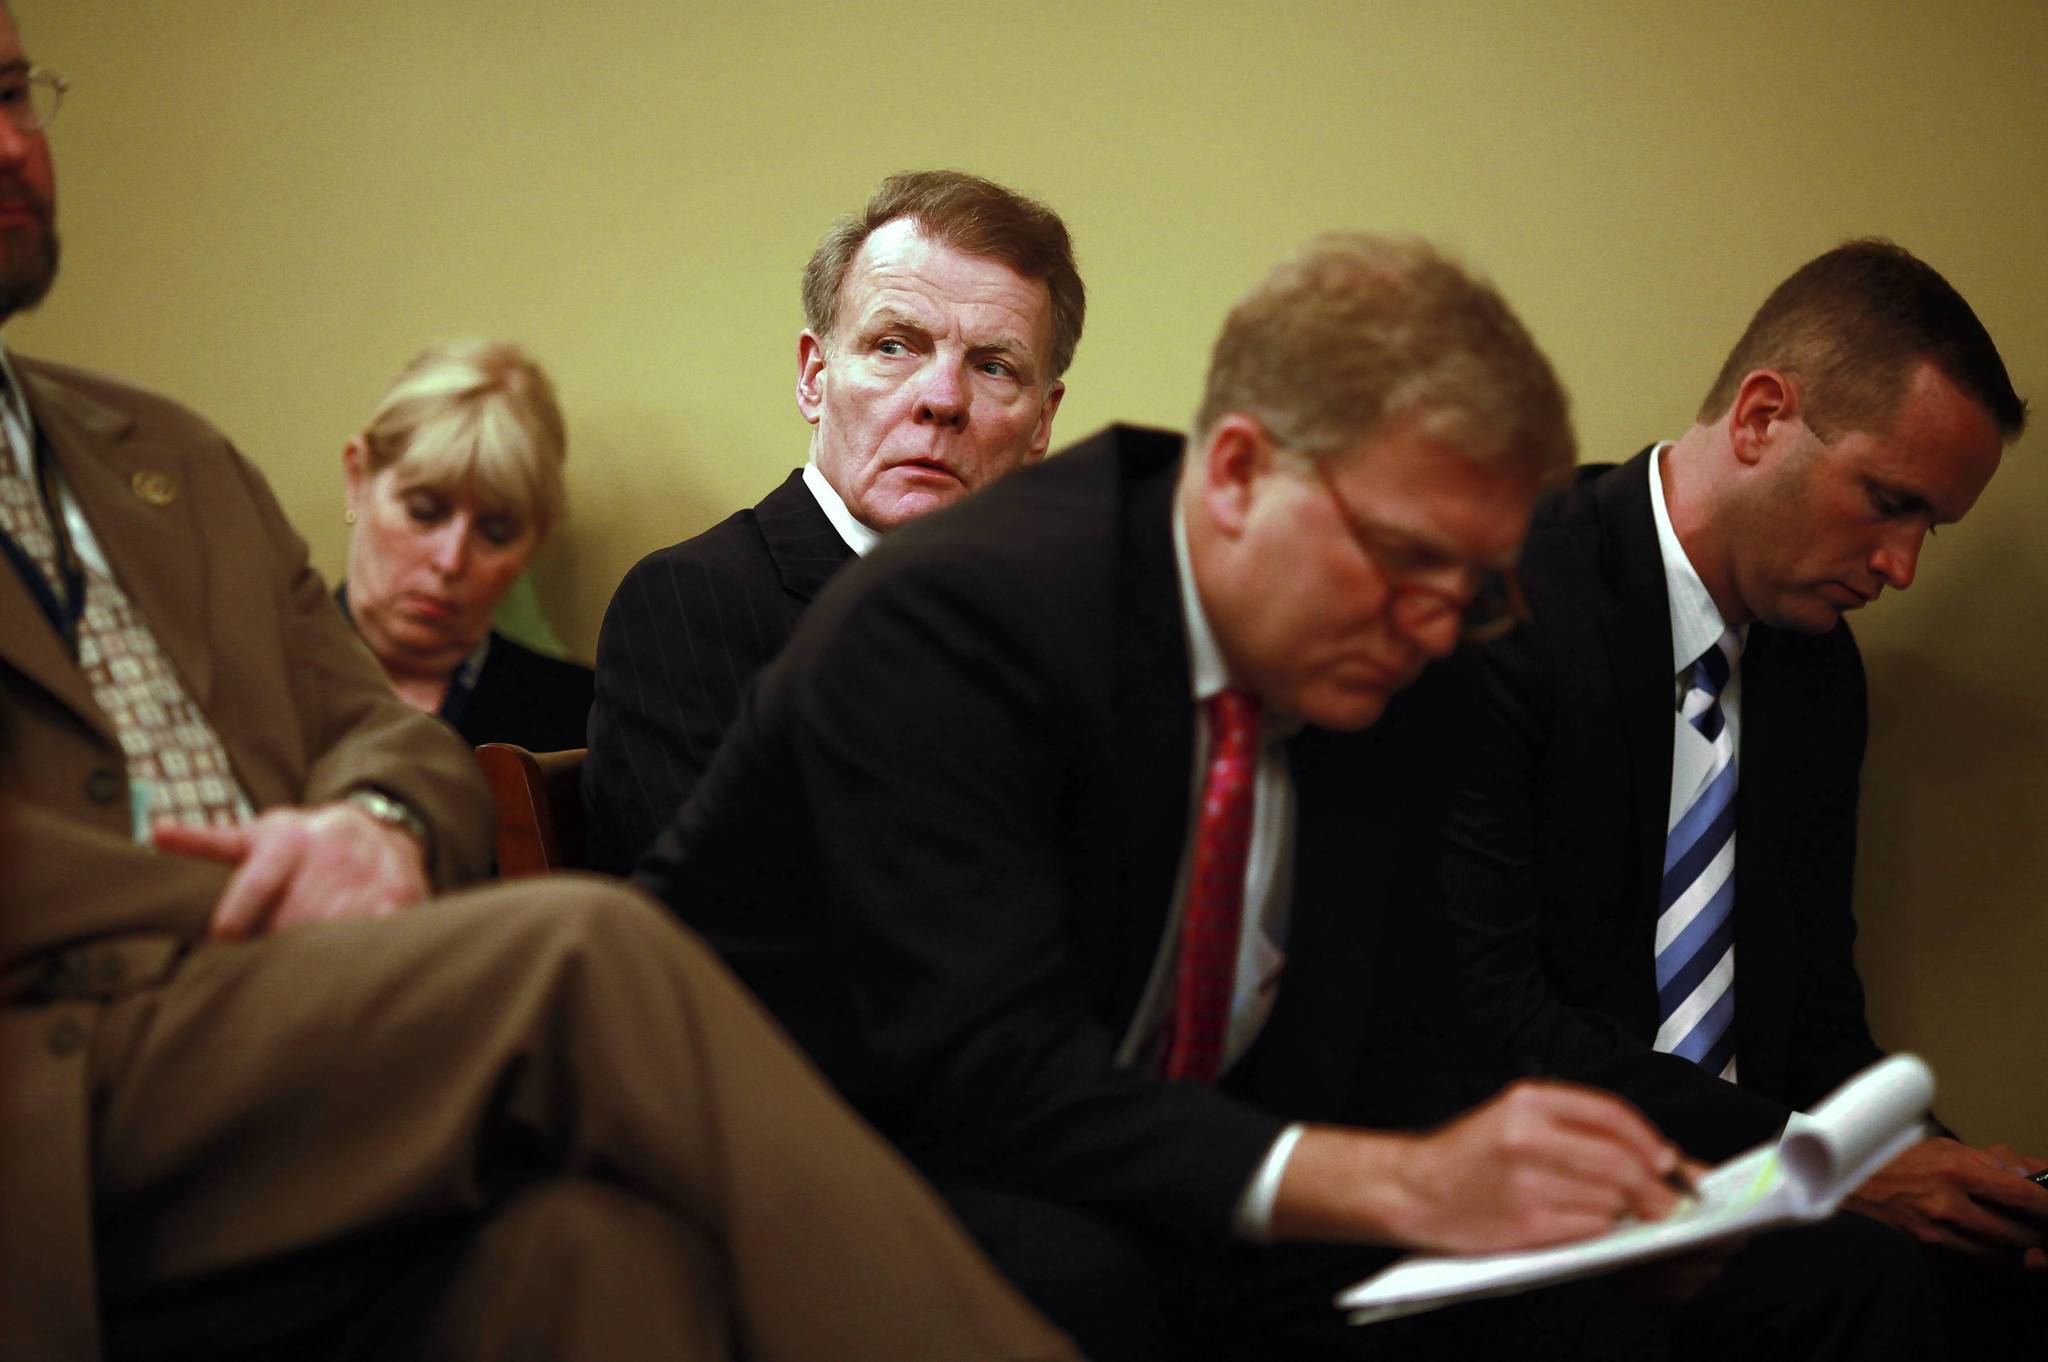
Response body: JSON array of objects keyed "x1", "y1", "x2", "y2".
[{"x1": 344, "y1": 508, "x2": 356, "y2": 525}]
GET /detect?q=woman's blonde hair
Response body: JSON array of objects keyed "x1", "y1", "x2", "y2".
[{"x1": 359, "y1": 338, "x2": 568, "y2": 536}]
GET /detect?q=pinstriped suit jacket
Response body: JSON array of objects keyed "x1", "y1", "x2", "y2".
[{"x1": 582, "y1": 470, "x2": 854, "y2": 873}]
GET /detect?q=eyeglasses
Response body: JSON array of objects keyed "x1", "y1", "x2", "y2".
[
  {"x1": 1310, "y1": 457, "x2": 1527, "y2": 643},
  {"x1": 0, "y1": 67, "x2": 68, "y2": 133}
]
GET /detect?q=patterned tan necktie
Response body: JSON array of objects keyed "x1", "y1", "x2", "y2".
[
  {"x1": 1163, "y1": 688, "x2": 1261, "y2": 1083},
  {"x1": 0, "y1": 390, "x2": 247, "y2": 834}
]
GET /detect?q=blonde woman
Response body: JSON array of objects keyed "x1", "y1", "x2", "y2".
[{"x1": 340, "y1": 339, "x2": 592, "y2": 751}]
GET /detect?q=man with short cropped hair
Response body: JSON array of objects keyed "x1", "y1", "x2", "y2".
[
  {"x1": 1439, "y1": 238, "x2": 2047, "y2": 1355},
  {"x1": 584, "y1": 169, "x2": 1082, "y2": 872}
]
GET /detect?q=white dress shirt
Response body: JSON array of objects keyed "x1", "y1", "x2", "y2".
[
  {"x1": 1648, "y1": 441, "x2": 1748, "y2": 1082},
  {"x1": 1648, "y1": 442, "x2": 1748, "y2": 823},
  {"x1": 801, "y1": 460, "x2": 882, "y2": 557},
  {"x1": 0, "y1": 346, "x2": 113, "y2": 582},
  {"x1": 1114, "y1": 497, "x2": 1305, "y2": 1239}
]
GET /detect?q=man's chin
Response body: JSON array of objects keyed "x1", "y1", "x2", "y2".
[
  {"x1": 1769, "y1": 590, "x2": 1862, "y2": 635},
  {"x1": 1296, "y1": 684, "x2": 1391, "y2": 733},
  {"x1": 0, "y1": 229, "x2": 59, "y2": 319},
  {"x1": 863, "y1": 485, "x2": 968, "y2": 531}
]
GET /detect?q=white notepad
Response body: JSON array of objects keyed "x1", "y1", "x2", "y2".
[{"x1": 1339, "y1": 1053, "x2": 1935, "y2": 1325}]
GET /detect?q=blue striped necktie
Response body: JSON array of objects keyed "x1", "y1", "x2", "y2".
[{"x1": 1653, "y1": 629, "x2": 1742, "y2": 1079}]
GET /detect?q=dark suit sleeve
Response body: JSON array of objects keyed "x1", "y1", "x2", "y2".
[
  {"x1": 643, "y1": 561, "x2": 1285, "y2": 1243},
  {"x1": 1441, "y1": 614, "x2": 1795, "y2": 1157},
  {"x1": 584, "y1": 547, "x2": 785, "y2": 875}
]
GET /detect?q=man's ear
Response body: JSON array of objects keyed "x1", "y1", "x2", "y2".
[
  {"x1": 1728, "y1": 369, "x2": 1800, "y2": 468},
  {"x1": 1199, "y1": 414, "x2": 1271, "y2": 539},
  {"x1": 1023, "y1": 380, "x2": 1066, "y2": 462},
  {"x1": 795, "y1": 331, "x2": 828, "y2": 427}
]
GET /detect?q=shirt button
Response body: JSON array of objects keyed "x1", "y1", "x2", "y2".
[
  {"x1": 47, "y1": 1018, "x2": 86, "y2": 1058},
  {"x1": 85, "y1": 769, "x2": 123, "y2": 804}
]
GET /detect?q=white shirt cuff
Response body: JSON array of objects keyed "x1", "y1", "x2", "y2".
[{"x1": 1232, "y1": 1122, "x2": 1306, "y2": 1241}]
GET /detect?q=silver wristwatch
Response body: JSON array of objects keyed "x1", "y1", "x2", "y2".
[{"x1": 345, "y1": 788, "x2": 432, "y2": 860}]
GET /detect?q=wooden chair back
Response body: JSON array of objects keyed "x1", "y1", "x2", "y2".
[{"x1": 475, "y1": 743, "x2": 588, "y2": 877}]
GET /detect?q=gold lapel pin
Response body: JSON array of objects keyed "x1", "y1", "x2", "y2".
[{"x1": 130, "y1": 470, "x2": 178, "y2": 506}]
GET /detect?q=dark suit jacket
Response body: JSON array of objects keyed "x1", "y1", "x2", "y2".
[
  {"x1": 636, "y1": 425, "x2": 1470, "y2": 1246},
  {"x1": 583, "y1": 469, "x2": 853, "y2": 873},
  {"x1": 335, "y1": 585, "x2": 595, "y2": 754},
  {"x1": 452, "y1": 629, "x2": 594, "y2": 753},
  {"x1": 1441, "y1": 448, "x2": 1885, "y2": 1160}
]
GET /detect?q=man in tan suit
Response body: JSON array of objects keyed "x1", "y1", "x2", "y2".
[{"x1": 0, "y1": 10, "x2": 1075, "y2": 1361}]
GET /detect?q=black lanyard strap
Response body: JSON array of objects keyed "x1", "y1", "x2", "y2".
[{"x1": 0, "y1": 438, "x2": 87, "y2": 653}]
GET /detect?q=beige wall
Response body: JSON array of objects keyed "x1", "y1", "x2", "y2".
[{"x1": 12, "y1": 1, "x2": 2047, "y2": 1146}]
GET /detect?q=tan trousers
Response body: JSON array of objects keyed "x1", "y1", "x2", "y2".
[{"x1": 72, "y1": 877, "x2": 1077, "y2": 1362}]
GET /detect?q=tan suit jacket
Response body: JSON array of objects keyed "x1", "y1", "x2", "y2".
[
  {"x1": 0, "y1": 355, "x2": 490, "y2": 1358},
  {"x1": 0, "y1": 354, "x2": 490, "y2": 968},
  {"x1": 0, "y1": 358, "x2": 1075, "y2": 1362}
]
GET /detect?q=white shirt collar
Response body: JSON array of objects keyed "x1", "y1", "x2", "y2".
[
  {"x1": 1171, "y1": 494, "x2": 1231, "y2": 703},
  {"x1": 801, "y1": 460, "x2": 883, "y2": 557},
  {"x1": 1647, "y1": 441, "x2": 1743, "y2": 673},
  {"x1": 1170, "y1": 493, "x2": 1304, "y2": 743},
  {"x1": 0, "y1": 345, "x2": 37, "y2": 479}
]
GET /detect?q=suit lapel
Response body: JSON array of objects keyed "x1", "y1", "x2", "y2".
[
  {"x1": 1729, "y1": 625, "x2": 1796, "y2": 1090},
  {"x1": 0, "y1": 538, "x2": 101, "y2": 736},
  {"x1": 755, "y1": 470, "x2": 856, "y2": 603},
  {"x1": 20, "y1": 362, "x2": 216, "y2": 716},
  {"x1": 1593, "y1": 450, "x2": 1680, "y2": 1028},
  {"x1": 4, "y1": 363, "x2": 216, "y2": 741},
  {"x1": 1109, "y1": 435, "x2": 1196, "y2": 1027}
]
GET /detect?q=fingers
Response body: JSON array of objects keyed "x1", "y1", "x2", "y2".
[
  {"x1": 1955, "y1": 1159, "x2": 2048, "y2": 1219},
  {"x1": 1492, "y1": 1082, "x2": 1683, "y2": 1220},
  {"x1": 1906, "y1": 1141, "x2": 2048, "y2": 1225},
  {"x1": 1966, "y1": 1177, "x2": 2048, "y2": 1225},
  {"x1": 152, "y1": 820, "x2": 254, "y2": 864},
  {"x1": 1498, "y1": 1116, "x2": 1677, "y2": 1225},
  {"x1": 1517, "y1": 1081, "x2": 1680, "y2": 1176},
  {"x1": 1852, "y1": 1139, "x2": 2048, "y2": 1262},
  {"x1": 1984, "y1": 1143, "x2": 2039, "y2": 1176},
  {"x1": 1934, "y1": 1187, "x2": 2046, "y2": 1257},
  {"x1": 194, "y1": 803, "x2": 431, "y2": 941},
  {"x1": 208, "y1": 817, "x2": 306, "y2": 940},
  {"x1": 1488, "y1": 1163, "x2": 1653, "y2": 1246},
  {"x1": 1405, "y1": 1081, "x2": 1685, "y2": 1252}
]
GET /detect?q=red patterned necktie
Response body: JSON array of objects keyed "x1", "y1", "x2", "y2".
[{"x1": 1164, "y1": 688, "x2": 1261, "y2": 1083}]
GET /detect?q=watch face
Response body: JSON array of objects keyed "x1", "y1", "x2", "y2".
[{"x1": 348, "y1": 790, "x2": 427, "y2": 849}]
